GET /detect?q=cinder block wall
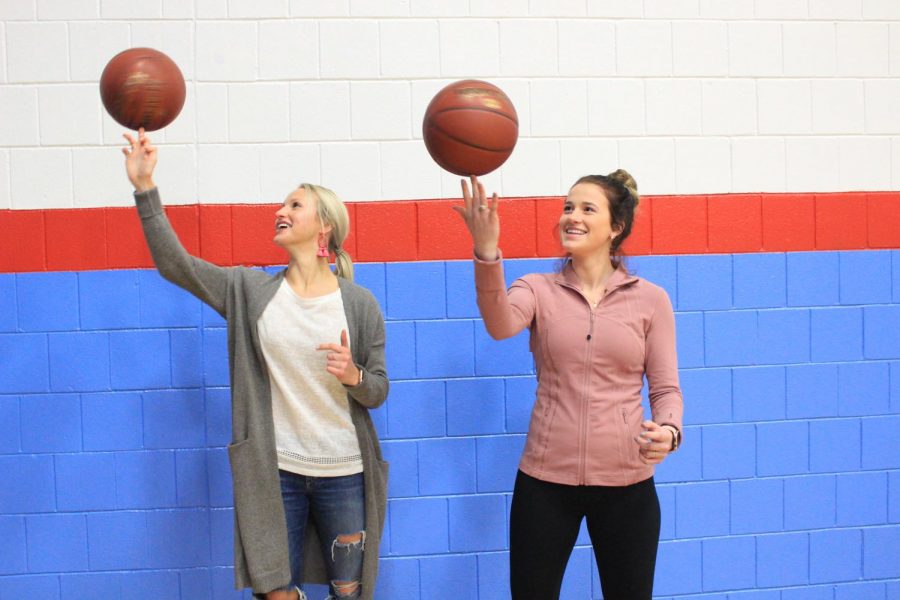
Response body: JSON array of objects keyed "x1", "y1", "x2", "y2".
[{"x1": 1, "y1": 2, "x2": 899, "y2": 599}]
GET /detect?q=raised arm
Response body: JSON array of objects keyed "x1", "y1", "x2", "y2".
[
  {"x1": 452, "y1": 176, "x2": 536, "y2": 340},
  {"x1": 123, "y1": 129, "x2": 231, "y2": 315}
]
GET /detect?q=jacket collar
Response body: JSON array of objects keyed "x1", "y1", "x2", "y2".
[{"x1": 555, "y1": 259, "x2": 638, "y2": 293}]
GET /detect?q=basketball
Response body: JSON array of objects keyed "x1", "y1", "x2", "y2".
[
  {"x1": 422, "y1": 79, "x2": 518, "y2": 177},
  {"x1": 99, "y1": 47, "x2": 186, "y2": 132}
]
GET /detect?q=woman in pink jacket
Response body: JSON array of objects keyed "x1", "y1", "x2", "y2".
[{"x1": 453, "y1": 171, "x2": 683, "y2": 600}]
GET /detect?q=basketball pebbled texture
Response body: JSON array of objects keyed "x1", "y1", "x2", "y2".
[
  {"x1": 100, "y1": 47, "x2": 186, "y2": 132},
  {"x1": 423, "y1": 80, "x2": 519, "y2": 176}
]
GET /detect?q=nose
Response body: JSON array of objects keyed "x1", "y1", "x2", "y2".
[{"x1": 275, "y1": 204, "x2": 288, "y2": 218}]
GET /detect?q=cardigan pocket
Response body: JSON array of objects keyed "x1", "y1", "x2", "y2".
[
  {"x1": 228, "y1": 437, "x2": 291, "y2": 590},
  {"x1": 373, "y1": 459, "x2": 389, "y2": 528},
  {"x1": 228, "y1": 437, "x2": 282, "y2": 505}
]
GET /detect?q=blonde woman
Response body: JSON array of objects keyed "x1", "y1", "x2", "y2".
[{"x1": 122, "y1": 129, "x2": 388, "y2": 600}]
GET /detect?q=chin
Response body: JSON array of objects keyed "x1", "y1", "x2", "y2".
[{"x1": 564, "y1": 245, "x2": 600, "y2": 259}]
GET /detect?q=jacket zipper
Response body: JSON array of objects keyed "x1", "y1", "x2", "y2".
[{"x1": 578, "y1": 306, "x2": 595, "y2": 485}]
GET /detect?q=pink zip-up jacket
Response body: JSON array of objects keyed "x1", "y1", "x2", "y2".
[{"x1": 475, "y1": 256, "x2": 683, "y2": 487}]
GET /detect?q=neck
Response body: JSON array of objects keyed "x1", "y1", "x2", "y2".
[
  {"x1": 570, "y1": 250, "x2": 617, "y2": 291},
  {"x1": 284, "y1": 250, "x2": 336, "y2": 293}
]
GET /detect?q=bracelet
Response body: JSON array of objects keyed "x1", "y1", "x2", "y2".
[
  {"x1": 344, "y1": 367, "x2": 364, "y2": 389},
  {"x1": 660, "y1": 424, "x2": 681, "y2": 452}
]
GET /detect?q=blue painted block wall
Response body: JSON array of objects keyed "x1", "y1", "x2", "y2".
[{"x1": 0, "y1": 251, "x2": 898, "y2": 599}]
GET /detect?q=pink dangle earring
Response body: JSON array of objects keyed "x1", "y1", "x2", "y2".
[{"x1": 316, "y1": 232, "x2": 329, "y2": 258}]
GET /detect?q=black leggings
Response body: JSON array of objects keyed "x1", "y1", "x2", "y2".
[{"x1": 509, "y1": 470, "x2": 661, "y2": 600}]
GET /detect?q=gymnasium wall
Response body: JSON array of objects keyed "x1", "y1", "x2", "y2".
[{"x1": 1, "y1": 1, "x2": 899, "y2": 599}]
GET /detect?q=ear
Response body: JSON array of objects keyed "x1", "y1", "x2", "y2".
[
  {"x1": 310, "y1": 193, "x2": 334, "y2": 236},
  {"x1": 611, "y1": 221, "x2": 625, "y2": 238}
]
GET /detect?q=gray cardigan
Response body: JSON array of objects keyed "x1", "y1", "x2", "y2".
[{"x1": 135, "y1": 188, "x2": 389, "y2": 598}]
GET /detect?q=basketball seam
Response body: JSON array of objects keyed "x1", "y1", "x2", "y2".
[
  {"x1": 426, "y1": 120, "x2": 517, "y2": 153},
  {"x1": 429, "y1": 105, "x2": 519, "y2": 126}
]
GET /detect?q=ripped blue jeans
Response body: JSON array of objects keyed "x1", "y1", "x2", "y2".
[{"x1": 280, "y1": 470, "x2": 365, "y2": 599}]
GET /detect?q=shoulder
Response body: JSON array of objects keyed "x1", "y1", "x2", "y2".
[
  {"x1": 631, "y1": 276, "x2": 665, "y2": 296},
  {"x1": 339, "y1": 279, "x2": 382, "y2": 312},
  {"x1": 630, "y1": 277, "x2": 674, "y2": 312},
  {"x1": 517, "y1": 271, "x2": 555, "y2": 289},
  {"x1": 520, "y1": 272, "x2": 551, "y2": 284},
  {"x1": 234, "y1": 266, "x2": 281, "y2": 286},
  {"x1": 241, "y1": 266, "x2": 277, "y2": 280}
]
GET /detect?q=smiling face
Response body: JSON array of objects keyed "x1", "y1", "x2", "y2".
[
  {"x1": 559, "y1": 182, "x2": 622, "y2": 258},
  {"x1": 273, "y1": 187, "x2": 331, "y2": 250}
]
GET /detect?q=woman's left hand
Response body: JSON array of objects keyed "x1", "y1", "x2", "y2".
[
  {"x1": 317, "y1": 329, "x2": 360, "y2": 386},
  {"x1": 636, "y1": 420, "x2": 674, "y2": 465}
]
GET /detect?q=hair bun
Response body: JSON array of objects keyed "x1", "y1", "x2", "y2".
[{"x1": 607, "y1": 169, "x2": 639, "y2": 206}]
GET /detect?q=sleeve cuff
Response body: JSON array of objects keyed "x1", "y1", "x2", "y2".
[
  {"x1": 473, "y1": 249, "x2": 502, "y2": 264},
  {"x1": 473, "y1": 249, "x2": 508, "y2": 292},
  {"x1": 133, "y1": 187, "x2": 163, "y2": 220}
]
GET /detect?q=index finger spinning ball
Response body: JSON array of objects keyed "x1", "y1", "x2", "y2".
[
  {"x1": 422, "y1": 79, "x2": 518, "y2": 176},
  {"x1": 99, "y1": 47, "x2": 186, "y2": 131}
]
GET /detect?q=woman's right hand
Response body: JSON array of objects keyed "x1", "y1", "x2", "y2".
[
  {"x1": 451, "y1": 175, "x2": 500, "y2": 261},
  {"x1": 122, "y1": 127, "x2": 157, "y2": 192}
]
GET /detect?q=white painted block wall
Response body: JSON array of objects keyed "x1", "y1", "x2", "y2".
[{"x1": 1, "y1": 0, "x2": 899, "y2": 209}]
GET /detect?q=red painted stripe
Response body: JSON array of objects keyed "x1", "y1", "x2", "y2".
[{"x1": 1, "y1": 192, "x2": 898, "y2": 273}]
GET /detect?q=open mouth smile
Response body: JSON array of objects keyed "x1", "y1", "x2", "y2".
[{"x1": 564, "y1": 227, "x2": 587, "y2": 236}]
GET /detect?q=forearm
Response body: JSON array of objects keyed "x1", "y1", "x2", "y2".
[
  {"x1": 136, "y1": 188, "x2": 197, "y2": 282},
  {"x1": 645, "y1": 290, "x2": 683, "y2": 431},
  {"x1": 134, "y1": 187, "x2": 229, "y2": 314},
  {"x1": 651, "y1": 392, "x2": 684, "y2": 433},
  {"x1": 346, "y1": 308, "x2": 389, "y2": 409},
  {"x1": 347, "y1": 365, "x2": 388, "y2": 409},
  {"x1": 474, "y1": 255, "x2": 532, "y2": 340}
]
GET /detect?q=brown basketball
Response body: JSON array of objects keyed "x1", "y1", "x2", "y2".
[
  {"x1": 423, "y1": 79, "x2": 518, "y2": 176},
  {"x1": 99, "y1": 47, "x2": 186, "y2": 131}
]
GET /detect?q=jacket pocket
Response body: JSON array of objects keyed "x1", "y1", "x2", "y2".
[{"x1": 618, "y1": 403, "x2": 641, "y2": 469}]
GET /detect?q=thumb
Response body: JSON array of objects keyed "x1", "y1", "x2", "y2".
[{"x1": 340, "y1": 329, "x2": 349, "y2": 348}]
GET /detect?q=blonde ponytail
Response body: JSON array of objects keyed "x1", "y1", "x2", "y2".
[
  {"x1": 299, "y1": 182, "x2": 355, "y2": 282},
  {"x1": 333, "y1": 247, "x2": 355, "y2": 282}
]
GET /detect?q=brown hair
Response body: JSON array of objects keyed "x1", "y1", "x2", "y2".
[{"x1": 572, "y1": 168, "x2": 640, "y2": 259}]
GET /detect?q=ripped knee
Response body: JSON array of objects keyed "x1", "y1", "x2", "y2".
[
  {"x1": 329, "y1": 531, "x2": 364, "y2": 596},
  {"x1": 336, "y1": 532, "x2": 363, "y2": 545},
  {"x1": 330, "y1": 530, "x2": 366, "y2": 561},
  {"x1": 331, "y1": 579, "x2": 360, "y2": 598}
]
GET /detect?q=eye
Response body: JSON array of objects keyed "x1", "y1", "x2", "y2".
[
  {"x1": 563, "y1": 204, "x2": 573, "y2": 213},
  {"x1": 584, "y1": 206, "x2": 595, "y2": 213},
  {"x1": 292, "y1": 201, "x2": 301, "y2": 209}
]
